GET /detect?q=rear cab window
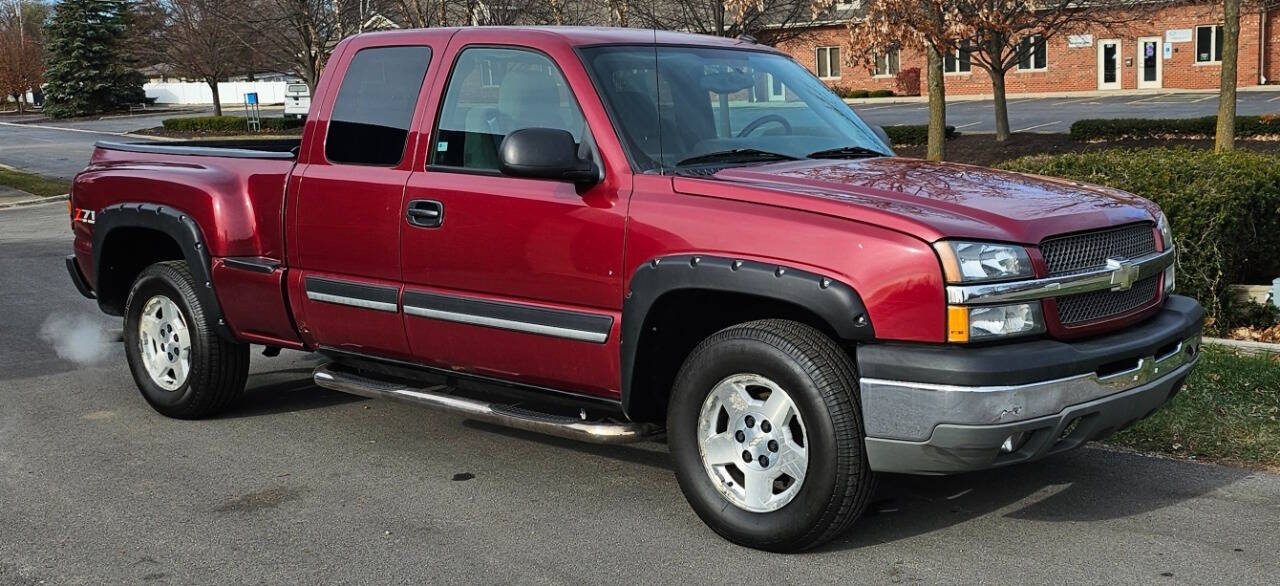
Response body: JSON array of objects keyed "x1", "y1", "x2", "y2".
[{"x1": 325, "y1": 46, "x2": 433, "y2": 166}]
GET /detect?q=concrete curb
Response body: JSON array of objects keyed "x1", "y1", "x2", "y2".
[
  {"x1": 0, "y1": 193, "x2": 68, "y2": 210},
  {"x1": 1202, "y1": 337, "x2": 1280, "y2": 356}
]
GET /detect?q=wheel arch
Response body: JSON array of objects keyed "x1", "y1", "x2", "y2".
[
  {"x1": 621, "y1": 255, "x2": 875, "y2": 422},
  {"x1": 92, "y1": 202, "x2": 232, "y2": 339}
]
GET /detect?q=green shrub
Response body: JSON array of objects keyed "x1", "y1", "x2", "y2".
[
  {"x1": 1070, "y1": 115, "x2": 1280, "y2": 141},
  {"x1": 998, "y1": 147, "x2": 1280, "y2": 328},
  {"x1": 161, "y1": 116, "x2": 304, "y2": 133},
  {"x1": 867, "y1": 89, "x2": 895, "y2": 98},
  {"x1": 883, "y1": 124, "x2": 957, "y2": 145}
]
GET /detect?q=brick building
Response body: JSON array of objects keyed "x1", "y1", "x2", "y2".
[{"x1": 773, "y1": 1, "x2": 1280, "y2": 96}]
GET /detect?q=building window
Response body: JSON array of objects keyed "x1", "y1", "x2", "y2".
[
  {"x1": 944, "y1": 41, "x2": 972, "y2": 73},
  {"x1": 1017, "y1": 35, "x2": 1047, "y2": 71},
  {"x1": 1196, "y1": 25, "x2": 1224, "y2": 63},
  {"x1": 816, "y1": 46, "x2": 841, "y2": 79},
  {"x1": 874, "y1": 49, "x2": 899, "y2": 76}
]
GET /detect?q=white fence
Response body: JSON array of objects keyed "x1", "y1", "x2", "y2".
[{"x1": 144, "y1": 81, "x2": 291, "y2": 105}]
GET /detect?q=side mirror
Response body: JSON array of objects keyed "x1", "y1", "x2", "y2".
[
  {"x1": 499, "y1": 128, "x2": 599, "y2": 184},
  {"x1": 869, "y1": 124, "x2": 892, "y2": 147}
]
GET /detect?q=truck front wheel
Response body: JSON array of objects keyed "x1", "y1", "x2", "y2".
[
  {"x1": 123, "y1": 261, "x2": 249, "y2": 418},
  {"x1": 667, "y1": 319, "x2": 875, "y2": 552}
]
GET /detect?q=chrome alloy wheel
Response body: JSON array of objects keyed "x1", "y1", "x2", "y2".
[
  {"x1": 696, "y1": 373, "x2": 808, "y2": 513},
  {"x1": 138, "y1": 295, "x2": 191, "y2": 391}
]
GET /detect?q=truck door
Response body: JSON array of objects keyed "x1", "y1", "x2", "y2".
[
  {"x1": 287, "y1": 39, "x2": 444, "y2": 360},
  {"x1": 399, "y1": 36, "x2": 630, "y2": 398}
]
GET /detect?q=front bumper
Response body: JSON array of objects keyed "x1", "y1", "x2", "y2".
[{"x1": 857, "y1": 295, "x2": 1203, "y2": 475}]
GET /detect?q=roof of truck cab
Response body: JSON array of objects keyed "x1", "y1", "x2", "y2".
[{"x1": 352, "y1": 26, "x2": 786, "y2": 53}]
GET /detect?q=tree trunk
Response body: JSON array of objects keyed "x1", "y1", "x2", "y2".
[
  {"x1": 209, "y1": 79, "x2": 222, "y2": 117},
  {"x1": 1216, "y1": 0, "x2": 1241, "y2": 152},
  {"x1": 990, "y1": 68, "x2": 1011, "y2": 141},
  {"x1": 926, "y1": 44, "x2": 947, "y2": 162}
]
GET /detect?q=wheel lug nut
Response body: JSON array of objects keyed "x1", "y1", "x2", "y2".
[
  {"x1": 744, "y1": 415, "x2": 755, "y2": 428},
  {"x1": 735, "y1": 430, "x2": 745, "y2": 442},
  {"x1": 768, "y1": 440, "x2": 778, "y2": 452},
  {"x1": 758, "y1": 455, "x2": 769, "y2": 467},
  {"x1": 761, "y1": 420, "x2": 772, "y2": 433},
  {"x1": 741, "y1": 450, "x2": 752, "y2": 463}
]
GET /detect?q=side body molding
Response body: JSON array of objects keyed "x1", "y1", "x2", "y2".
[
  {"x1": 92, "y1": 202, "x2": 232, "y2": 339},
  {"x1": 620, "y1": 255, "x2": 875, "y2": 417}
]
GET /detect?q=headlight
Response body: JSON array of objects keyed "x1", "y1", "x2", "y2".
[
  {"x1": 933, "y1": 241, "x2": 1034, "y2": 284},
  {"x1": 1156, "y1": 211, "x2": 1176, "y2": 293},
  {"x1": 1156, "y1": 211, "x2": 1174, "y2": 251},
  {"x1": 948, "y1": 302, "x2": 1045, "y2": 343}
]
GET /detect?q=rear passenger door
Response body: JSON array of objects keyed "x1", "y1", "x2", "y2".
[
  {"x1": 287, "y1": 40, "x2": 443, "y2": 360},
  {"x1": 398, "y1": 36, "x2": 629, "y2": 398}
]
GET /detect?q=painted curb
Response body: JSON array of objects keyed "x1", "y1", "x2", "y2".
[{"x1": 0, "y1": 193, "x2": 69, "y2": 209}]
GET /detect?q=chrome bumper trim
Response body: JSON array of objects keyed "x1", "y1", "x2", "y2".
[
  {"x1": 947, "y1": 247, "x2": 1175, "y2": 305},
  {"x1": 860, "y1": 334, "x2": 1200, "y2": 442}
]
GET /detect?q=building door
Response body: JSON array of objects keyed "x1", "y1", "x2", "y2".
[
  {"x1": 1097, "y1": 39, "x2": 1121, "y2": 90},
  {"x1": 1137, "y1": 37, "x2": 1163, "y2": 89}
]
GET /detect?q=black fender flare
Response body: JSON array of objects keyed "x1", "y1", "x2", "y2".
[
  {"x1": 92, "y1": 202, "x2": 233, "y2": 340},
  {"x1": 620, "y1": 255, "x2": 875, "y2": 418}
]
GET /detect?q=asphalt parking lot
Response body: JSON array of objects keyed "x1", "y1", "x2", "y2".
[
  {"x1": 853, "y1": 90, "x2": 1280, "y2": 134},
  {"x1": 3, "y1": 198, "x2": 1280, "y2": 583}
]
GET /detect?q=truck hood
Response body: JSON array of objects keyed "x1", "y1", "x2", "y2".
[{"x1": 674, "y1": 157, "x2": 1158, "y2": 244}]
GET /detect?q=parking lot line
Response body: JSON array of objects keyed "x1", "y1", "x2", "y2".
[
  {"x1": 1013, "y1": 120, "x2": 1062, "y2": 132},
  {"x1": 1268, "y1": 95, "x2": 1280, "y2": 102},
  {"x1": 954, "y1": 121, "x2": 982, "y2": 129}
]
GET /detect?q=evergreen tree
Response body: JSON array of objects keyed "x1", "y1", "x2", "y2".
[{"x1": 42, "y1": 0, "x2": 145, "y2": 118}]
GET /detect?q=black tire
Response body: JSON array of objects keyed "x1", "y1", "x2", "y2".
[
  {"x1": 667, "y1": 319, "x2": 875, "y2": 552},
  {"x1": 123, "y1": 261, "x2": 249, "y2": 418}
]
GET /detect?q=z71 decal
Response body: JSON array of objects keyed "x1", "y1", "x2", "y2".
[{"x1": 73, "y1": 208, "x2": 96, "y2": 224}]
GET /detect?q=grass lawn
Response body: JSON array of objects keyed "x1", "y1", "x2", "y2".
[
  {"x1": 0, "y1": 167, "x2": 71, "y2": 198},
  {"x1": 1105, "y1": 345, "x2": 1280, "y2": 470}
]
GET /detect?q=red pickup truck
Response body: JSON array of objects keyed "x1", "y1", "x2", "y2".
[{"x1": 66, "y1": 27, "x2": 1202, "y2": 551}]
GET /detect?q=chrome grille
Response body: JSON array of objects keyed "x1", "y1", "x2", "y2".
[
  {"x1": 1040, "y1": 224, "x2": 1156, "y2": 276},
  {"x1": 1056, "y1": 276, "x2": 1159, "y2": 325}
]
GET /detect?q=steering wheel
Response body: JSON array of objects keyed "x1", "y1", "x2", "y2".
[{"x1": 737, "y1": 114, "x2": 793, "y2": 137}]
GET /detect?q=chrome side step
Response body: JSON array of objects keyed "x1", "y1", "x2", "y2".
[{"x1": 312, "y1": 365, "x2": 660, "y2": 444}]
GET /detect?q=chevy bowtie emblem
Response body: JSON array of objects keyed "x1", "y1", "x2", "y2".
[{"x1": 1106, "y1": 258, "x2": 1139, "y2": 291}]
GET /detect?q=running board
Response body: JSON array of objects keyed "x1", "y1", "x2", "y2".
[{"x1": 312, "y1": 365, "x2": 660, "y2": 444}]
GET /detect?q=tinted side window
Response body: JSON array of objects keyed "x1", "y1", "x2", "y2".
[
  {"x1": 433, "y1": 48, "x2": 585, "y2": 171},
  {"x1": 325, "y1": 46, "x2": 432, "y2": 166}
]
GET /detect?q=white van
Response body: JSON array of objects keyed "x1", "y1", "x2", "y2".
[{"x1": 284, "y1": 84, "x2": 310, "y2": 119}]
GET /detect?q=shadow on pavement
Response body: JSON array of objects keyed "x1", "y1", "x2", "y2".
[
  {"x1": 820, "y1": 447, "x2": 1251, "y2": 552},
  {"x1": 216, "y1": 366, "x2": 366, "y2": 418}
]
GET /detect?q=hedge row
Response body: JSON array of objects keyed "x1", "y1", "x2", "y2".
[
  {"x1": 161, "y1": 116, "x2": 304, "y2": 132},
  {"x1": 883, "y1": 124, "x2": 957, "y2": 145},
  {"x1": 1070, "y1": 115, "x2": 1280, "y2": 141},
  {"x1": 833, "y1": 87, "x2": 895, "y2": 99},
  {"x1": 998, "y1": 147, "x2": 1280, "y2": 328}
]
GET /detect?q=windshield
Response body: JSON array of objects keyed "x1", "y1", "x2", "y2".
[{"x1": 580, "y1": 45, "x2": 892, "y2": 171}]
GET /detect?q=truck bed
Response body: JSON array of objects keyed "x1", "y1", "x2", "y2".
[{"x1": 94, "y1": 139, "x2": 300, "y2": 160}]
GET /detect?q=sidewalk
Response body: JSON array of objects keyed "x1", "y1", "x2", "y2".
[{"x1": 844, "y1": 84, "x2": 1280, "y2": 106}]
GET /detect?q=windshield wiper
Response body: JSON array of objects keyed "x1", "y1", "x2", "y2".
[
  {"x1": 806, "y1": 146, "x2": 886, "y2": 159},
  {"x1": 675, "y1": 149, "x2": 799, "y2": 167}
]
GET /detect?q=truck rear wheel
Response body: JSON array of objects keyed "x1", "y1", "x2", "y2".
[
  {"x1": 667, "y1": 319, "x2": 875, "y2": 552},
  {"x1": 123, "y1": 261, "x2": 249, "y2": 418}
]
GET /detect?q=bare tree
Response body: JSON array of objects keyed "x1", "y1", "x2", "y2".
[
  {"x1": 1216, "y1": 0, "x2": 1242, "y2": 152},
  {"x1": 848, "y1": 0, "x2": 962, "y2": 161},
  {"x1": 156, "y1": 0, "x2": 259, "y2": 116},
  {"x1": 240, "y1": 0, "x2": 342, "y2": 93},
  {"x1": 636, "y1": 0, "x2": 832, "y2": 44},
  {"x1": 946, "y1": 1, "x2": 1152, "y2": 142},
  {"x1": 0, "y1": 0, "x2": 47, "y2": 112}
]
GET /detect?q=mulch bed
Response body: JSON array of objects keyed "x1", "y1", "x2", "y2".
[{"x1": 894, "y1": 133, "x2": 1280, "y2": 167}]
